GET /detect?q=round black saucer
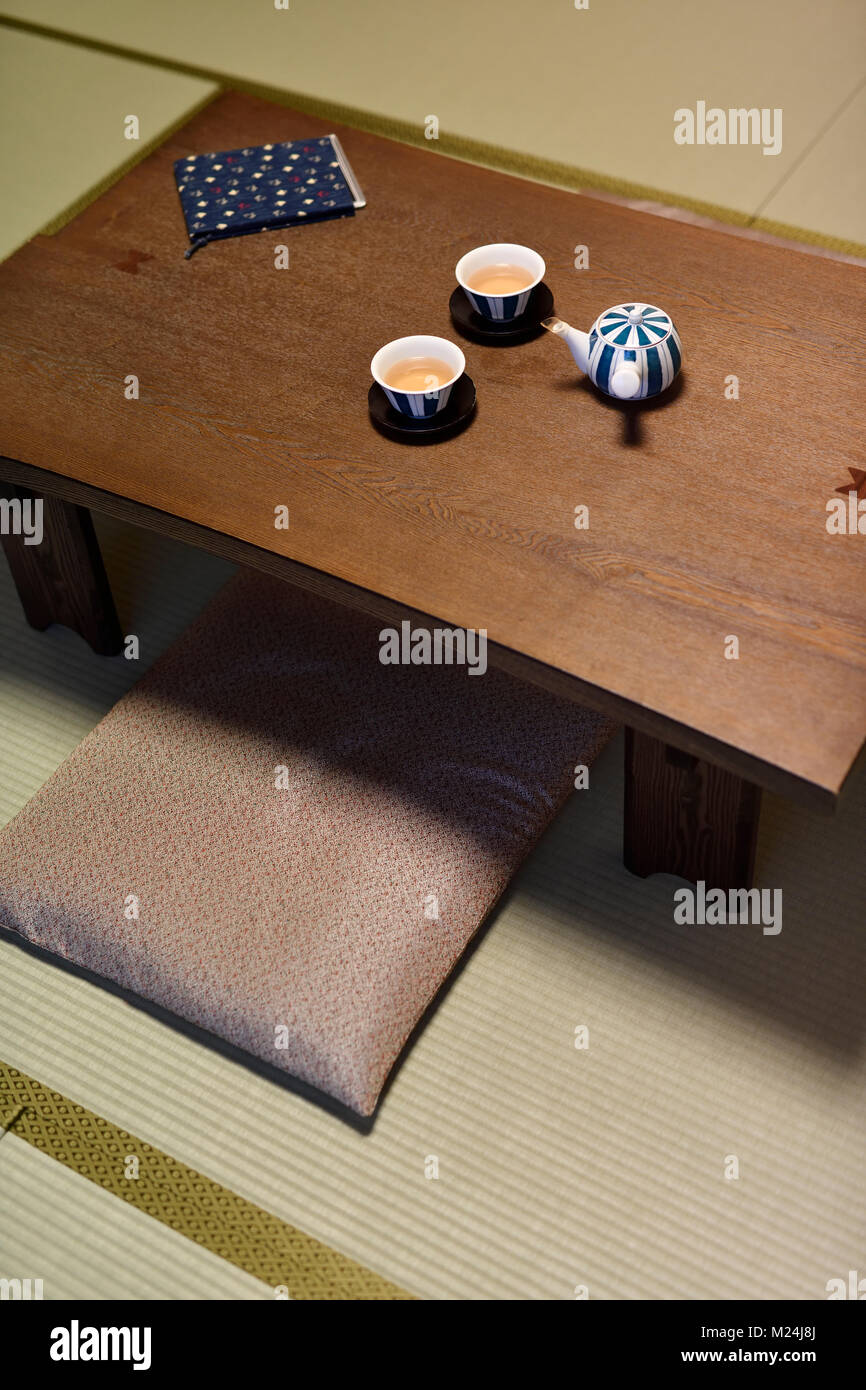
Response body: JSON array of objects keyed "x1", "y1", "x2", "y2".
[
  {"x1": 368, "y1": 374, "x2": 476, "y2": 444},
  {"x1": 449, "y1": 282, "x2": 554, "y2": 345}
]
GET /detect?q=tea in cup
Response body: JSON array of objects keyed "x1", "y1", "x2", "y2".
[{"x1": 371, "y1": 335, "x2": 465, "y2": 418}]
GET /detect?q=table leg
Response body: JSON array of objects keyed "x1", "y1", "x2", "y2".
[
  {"x1": 623, "y1": 727, "x2": 762, "y2": 890},
  {"x1": 0, "y1": 484, "x2": 123, "y2": 655}
]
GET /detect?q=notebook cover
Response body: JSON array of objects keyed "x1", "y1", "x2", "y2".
[{"x1": 174, "y1": 136, "x2": 362, "y2": 256}]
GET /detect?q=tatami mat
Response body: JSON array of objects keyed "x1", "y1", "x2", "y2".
[
  {"x1": 1, "y1": 519, "x2": 864, "y2": 1299},
  {"x1": 0, "y1": 1136, "x2": 270, "y2": 1300},
  {"x1": 2, "y1": 0, "x2": 864, "y2": 233},
  {"x1": 0, "y1": 25, "x2": 216, "y2": 260},
  {"x1": 757, "y1": 78, "x2": 866, "y2": 246},
  {"x1": 0, "y1": 519, "x2": 233, "y2": 826}
]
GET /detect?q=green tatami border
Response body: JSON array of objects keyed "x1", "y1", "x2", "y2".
[{"x1": 0, "y1": 1061, "x2": 414, "y2": 1300}]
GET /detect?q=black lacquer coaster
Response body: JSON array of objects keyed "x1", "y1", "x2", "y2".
[
  {"x1": 368, "y1": 374, "x2": 476, "y2": 443},
  {"x1": 449, "y1": 283, "x2": 554, "y2": 345}
]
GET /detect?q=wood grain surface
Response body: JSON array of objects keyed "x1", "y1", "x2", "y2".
[
  {"x1": 0, "y1": 484, "x2": 123, "y2": 655},
  {"x1": 624, "y1": 729, "x2": 762, "y2": 889},
  {"x1": 0, "y1": 91, "x2": 864, "y2": 806}
]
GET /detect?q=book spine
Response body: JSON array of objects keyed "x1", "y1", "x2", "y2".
[{"x1": 329, "y1": 135, "x2": 366, "y2": 209}]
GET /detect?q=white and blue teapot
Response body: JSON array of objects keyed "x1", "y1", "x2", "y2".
[{"x1": 542, "y1": 302, "x2": 682, "y2": 400}]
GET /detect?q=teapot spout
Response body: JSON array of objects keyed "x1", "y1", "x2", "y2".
[{"x1": 541, "y1": 317, "x2": 590, "y2": 375}]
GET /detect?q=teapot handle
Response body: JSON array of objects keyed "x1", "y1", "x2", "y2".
[{"x1": 610, "y1": 365, "x2": 641, "y2": 400}]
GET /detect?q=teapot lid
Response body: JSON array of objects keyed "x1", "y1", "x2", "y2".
[{"x1": 596, "y1": 302, "x2": 672, "y2": 349}]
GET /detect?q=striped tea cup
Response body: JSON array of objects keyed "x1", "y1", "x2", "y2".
[
  {"x1": 455, "y1": 243, "x2": 545, "y2": 322},
  {"x1": 371, "y1": 335, "x2": 465, "y2": 418}
]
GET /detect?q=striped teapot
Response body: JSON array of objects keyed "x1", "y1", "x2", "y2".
[{"x1": 542, "y1": 302, "x2": 682, "y2": 400}]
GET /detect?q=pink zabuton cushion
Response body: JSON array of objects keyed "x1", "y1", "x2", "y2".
[{"x1": 0, "y1": 573, "x2": 613, "y2": 1114}]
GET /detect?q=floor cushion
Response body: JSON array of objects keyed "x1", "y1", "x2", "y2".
[{"x1": 0, "y1": 571, "x2": 614, "y2": 1115}]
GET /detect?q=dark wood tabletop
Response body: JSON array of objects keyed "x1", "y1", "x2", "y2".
[{"x1": 1, "y1": 91, "x2": 864, "y2": 817}]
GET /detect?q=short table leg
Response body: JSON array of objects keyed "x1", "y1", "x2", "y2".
[
  {"x1": 0, "y1": 485, "x2": 123, "y2": 655},
  {"x1": 623, "y1": 728, "x2": 762, "y2": 890}
]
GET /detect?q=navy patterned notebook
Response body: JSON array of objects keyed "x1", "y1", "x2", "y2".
[{"x1": 174, "y1": 134, "x2": 365, "y2": 257}]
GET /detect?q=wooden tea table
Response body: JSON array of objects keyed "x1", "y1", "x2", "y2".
[{"x1": 1, "y1": 92, "x2": 864, "y2": 890}]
